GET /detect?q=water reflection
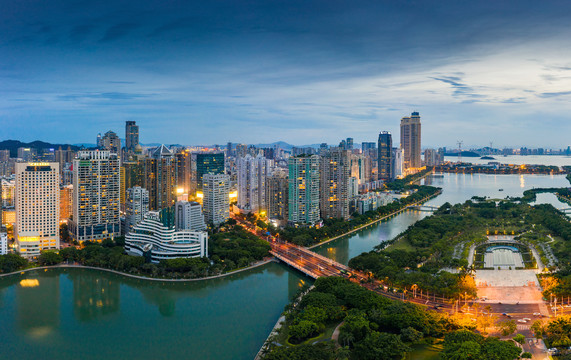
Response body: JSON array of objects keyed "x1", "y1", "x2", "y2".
[
  {"x1": 16, "y1": 272, "x2": 59, "y2": 339},
  {"x1": 69, "y1": 271, "x2": 120, "y2": 322}
]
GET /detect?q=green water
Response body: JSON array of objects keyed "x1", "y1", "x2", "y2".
[{"x1": 0, "y1": 173, "x2": 568, "y2": 360}]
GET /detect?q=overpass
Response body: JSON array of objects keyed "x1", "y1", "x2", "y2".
[{"x1": 407, "y1": 205, "x2": 439, "y2": 212}]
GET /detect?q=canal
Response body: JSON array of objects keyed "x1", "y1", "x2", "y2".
[{"x1": 0, "y1": 173, "x2": 569, "y2": 360}]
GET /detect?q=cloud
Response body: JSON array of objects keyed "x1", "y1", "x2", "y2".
[
  {"x1": 57, "y1": 92, "x2": 152, "y2": 101},
  {"x1": 537, "y1": 91, "x2": 571, "y2": 98},
  {"x1": 430, "y1": 75, "x2": 485, "y2": 100}
]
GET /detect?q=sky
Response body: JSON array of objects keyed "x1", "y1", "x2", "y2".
[{"x1": 1, "y1": 0, "x2": 571, "y2": 148}]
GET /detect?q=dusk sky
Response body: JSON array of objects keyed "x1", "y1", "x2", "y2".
[{"x1": 1, "y1": 0, "x2": 571, "y2": 148}]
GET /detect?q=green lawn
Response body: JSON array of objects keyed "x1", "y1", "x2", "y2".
[
  {"x1": 406, "y1": 341, "x2": 444, "y2": 360},
  {"x1": 387, "y1": 237, "x2": 415, "y2": 251}
]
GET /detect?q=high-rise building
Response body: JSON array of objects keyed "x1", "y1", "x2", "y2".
[
  {"x1": 101, "y1": 131, "x2": 121, "y2": 155},
  {"x1": 17, "y1": 148, "x2": 36, "y2": 162},
  {"x1": 60, "y1": 184, "x2": 73, "y2": 222},
  {"x1": 235, "y1": 144, "x2": 247, "y2": 158},
  {"x1": 125, "y1": 121, "x2": 139, "y2": 152},
  {"x1": 15, "y1": 162, "x2": 60, "y2": 257},
  {"x1": 124, "y1": 186, "x2": 149, "y2": 234},
  {"x1": 392, "y1": 147, "x2": 404, "y2": 179},
  {"x1": 237, "y1": 154, "x2": 269, "y2": 213},
  {"x1": 175, "y1": 149, "x2": 191, "y2": 199},
  {"x1": 0, "y1": 150, "x2": 10, "y2": 162},
  {"x1": 320, "y1": 148, "x2": 351, "y2": 220},
  {"x1": 361, "y1": 142, "x2": 376, "y2": 153},
  {"x1": 400, "y1": 112, "x2": 422, "y2": 170},
  {"x1": 346, "y1": 138, "x2": 354, "y2": 150},
  {"x1": 288, "y1": 155, "x2": 320, "y2": 225},
  {"x1": 266, "y1": 171, "x2": 289, "y2": 226},
  {"x1": 175, "y1": 201, "x2": 207, "y2": 231},
  {"x1": 203, "y1": 173, "x2": 230, "y2": 226},
  {"x1": 70, "y1": 151, "x2": 120, "y2": 242},
  {"x1": 424, "y1": 148, "x2": 441, "y2": 166},
  {"x1": 194, "y1": 153, "x2": 225, "y2": 193},
  {"x1": 378, "y1": 131, "x2": 393, "y2": 182},
  {"x1": 143, "y1": 145, "x2": 176, "y2": 211},
  {"x1": 1, "y1": 178, "x2": 15, "y2": 208}
]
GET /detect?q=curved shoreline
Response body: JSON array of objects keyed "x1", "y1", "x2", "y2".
[{"x1": 0, "y1": 259, "x2": 276, "y2": 282}]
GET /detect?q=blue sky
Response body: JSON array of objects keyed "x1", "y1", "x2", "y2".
[{"x1": 1, "y1": 0, "x2": 571, "y2": 148}]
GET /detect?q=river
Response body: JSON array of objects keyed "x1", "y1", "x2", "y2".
[{"x1": 0, "y1": 173, "x2": 569, "y2": 360}]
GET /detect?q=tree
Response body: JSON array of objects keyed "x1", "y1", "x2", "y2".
[
  {"x1": 513, "y1": 333, "x2": 525, "y2": 345},
  {"x1": 401, "y1": 327, "x2": 423, "y2": 343},
  {"x1": 441, "y1": 340, "x2": 481, "y2": 360},
  {"x1": 289, "y1": 320, "x2": 319, "y2": 342},
  {"x1": 521, "y1": 352, "x2": 532, "y2": 359},
  {"x1": 497, "y1": 319, "x2": 517, "y2": 337},
  {"x1": 530, "y1": 320, "x2": 545, "y2": 342},
  {"x1": 0, "y1": 253, "x2": 28, "y2": 273},
  {"x1": 350, "y1": 332, "x2": 409, "y2": 360},
  {"x1": 38, "y1": 251, "x2": 63, "y2": 266}
]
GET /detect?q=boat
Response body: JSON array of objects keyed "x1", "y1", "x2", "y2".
[{"x1": 499, "y1": 189, "x2": 504, "y2": 191}]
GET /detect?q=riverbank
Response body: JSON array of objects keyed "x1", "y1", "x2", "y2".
[
  {"x1": 0, "y1": 258, "x2": 276, "y2": 282},
  {"x1": 308, "y1": 189, "x2": 442, "y2": 250}
]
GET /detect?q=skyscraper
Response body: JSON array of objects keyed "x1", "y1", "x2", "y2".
[
  {"x1": 70, "y1": 151, "x2": 120, "y2": 242},
  {"x1": 288, "y1": 155, "x2": 320, "y2": 225},
  {"x1": 378, "y1": 131, "x2": 393, "y2": 182},
  {"x1": 400, "y1": 112, "x2": 422, "y2": 170},
  {"x1": 237, "y1": 154, "x2": 269, "y2": 213},
  {"x1": 266, "y1": 170, "x2": 289, "y2": 226},
  {"x1": 203, "y1": 173, "x2": 230, "y2": 226},
  {"x1": 320, "y1": 148, "x2": 351, "y2": 220},
  {"x1": 143, "y1": 145, "x2": 176, "y2": 211},
  {"x1": 361, "y1": 142, "x2": 376, "y2": 152},
  {"x1": 174, "y1": 149, "x2": 191, "y2": 199},
  {"x1": 194, "y1": 153, "x2": 225, "y2": 193},
  {"x1": 125, "y1": 121, "x2": 139, "y2": 152},
  {"x1": 124, "y1": 186, "x2": 149, "y2": 234},
  {"x1": 15, "y1": 162, "x2": 60, "y2": 257}
]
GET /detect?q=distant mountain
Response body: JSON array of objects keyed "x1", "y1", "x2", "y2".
[
  {"x1": 0, "y1": 140, "x2": 81, "y2": 158},
  {"x1": 251, "y1": 141, "x2": 325, "y2": 150}
]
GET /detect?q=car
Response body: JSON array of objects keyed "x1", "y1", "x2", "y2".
[
  {"x1": 517, "y1": 319, "x2": 527, "y2": 323},
  {"x1": 523, "y1": 318, "x2": 531, "y2": 321},
  {"x1": 533, "y1": 312, "x2": 542, "y2": 316},
  {"x1": 502, "y1": 313, "x2": 508, "y2": 316}
]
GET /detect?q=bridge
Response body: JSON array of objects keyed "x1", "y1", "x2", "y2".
[
  {"x1": 270, "y1": 241, "x2": 452, "y2": 307},
  {"x1": 407, "y1": 205, "x2": 439, "y2": 212},
  {"x1": 558, "y1": 207, "x2": 571, "y2": 213}
]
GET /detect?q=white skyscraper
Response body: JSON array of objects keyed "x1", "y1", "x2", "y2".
[
  {"x1": 175, "y1": 201, "x2": 207, "y2": 231},
  {"x1": 237, "y1": 154, "x2": 270, "y2": 213},
  {"x1": 70, "y1": 150, "x2": 120, "y2": 242},
  {"x1": 124, "y1": 186, "x2": 150, "y2": 234},
  {"x1": 15, "y1": 162, "x2": 60, "y2": 257},
  {"x1": 1, "y1": 232, "x2": 8, "y2": 255},
  {"x1": 203, "y1": 173, "x2": 230, "y2": 226}
]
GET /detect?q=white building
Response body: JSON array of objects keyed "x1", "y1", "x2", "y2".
[
  {"x1": 124, "y1": 186, "x2": 150, "y2": 234},
  {"x1": 70, "y1": 150, "x2": 120, "y2": 242},
  {"x1": 175, "y1": 201, "x2": 207, "y2": 231},
  {"x1": 353, "y1": 192, "x2": 394, "y2": 214},
  {"x1": 0, "y1": 232, "x2": 7, "y2": 255},
  {"x1": 125, "y1": 209, "x2": 208, "y2": 263},
  {"x1": 392, "y1": 147, "x2": 404, "y2": 179},
  {"x1": 15, "y1": 162, "x2": 60, "y2": 258},
  {"x1": 237, "y1": 154, "x2": 270, "y2": 213},
  {"x1": 203, "y1": 173, "x2": 230, "y2": 226}
]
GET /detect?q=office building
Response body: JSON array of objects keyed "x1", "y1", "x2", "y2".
[
  {"x1": 17, "y1": 148, "x2": 36, "y2": 162},
  {"x1": 320, "y1": 148, "x2": 351, "y2": 220},
  {"x1": 70, "y1": 151, "x2": 120, "y2": 242},
  {"x1": 2, "y1": 178, "x2": 15, "y2": 208},
  {"x1": 124, "y1": 186, "x2": 149, "y2": 234},
  {"x1": 361, "y1": 142, "x2": 376, "y2": 153},
  {"x1": 125, "y1": 121, "x2": 139, "y2": 152},
  {"x1": 194, "y1": 153, "x2": 225, "y2": 193},
  {"x1": 175, "y1": 201, "x2": 207, "y2": 231},
  {"x1": 175, "y1": 149, "x2": 191, "y2": 199},
  {"x1": 143, "y1": 145, "x2": 176, "y2": 210},
  {"x1": 0, "y1": 150, "x2": 10, "y2": 162},
  {"x1": 237, "y1": 154, "x2": 269, "y2": 213},
  {"x1": 125, "y1": 208, "x2": 208, "y2": 263},
  {"x1": 203, "y1": 173, "x2": 230, "y2": 226},
  {"x1": 346, "y1": 138, "x2": 354, "y2": 150},
  {"x1": 400, "y1": 112, "x2": 422, "y2": 169},
  {"x1": 15, "y1": 162, "x2": 60, "y2": 257},
  {"x1": 378, "y1": 131, "x2": 393, "y2": 182},
  {"x1": 288, "y1": 155, "x2": 320, "y2": 225},
  {"x1": 266, "y1": 170, "x2": 288, "y2": 226}
]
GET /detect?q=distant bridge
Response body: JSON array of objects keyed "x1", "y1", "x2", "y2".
[
  {"x1": 407, "y1": 205, "x2": 439, "y2": 212},
  {"x1": 558, "y1": 208, "x2": 571, "y2": 213}
]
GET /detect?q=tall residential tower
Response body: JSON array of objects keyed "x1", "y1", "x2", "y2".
[
  {"x1": 377, "y1": 131, "x2": 393, "y2": 182},
  {"x1": 400, "y1": 112, "x2": 422, "y2": 170}
]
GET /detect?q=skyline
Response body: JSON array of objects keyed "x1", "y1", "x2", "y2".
[{"x1": 2, "y1": 1, "x2": 571, "y2": 147}]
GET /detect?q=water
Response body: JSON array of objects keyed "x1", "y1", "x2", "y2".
[
  {"x1": 0, "y1": 173, "x2": 568, "y2": 360},
  {"x1": 443, "y1": 155, "x2": 571, "y2": 167}
]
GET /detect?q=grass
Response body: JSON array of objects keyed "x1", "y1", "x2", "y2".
[
  {"x1": 406, "y1": 341, "x2": 444, "y2": 360},
  {"x1": 387, "y1": 237, "x2": 415, "y2": 251},
  {"x1": 276, "y1": 320, "x2": 342, "y2": 347}
]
